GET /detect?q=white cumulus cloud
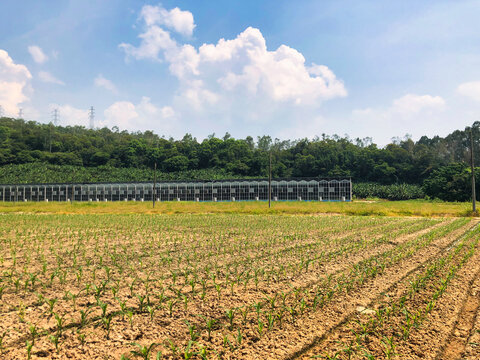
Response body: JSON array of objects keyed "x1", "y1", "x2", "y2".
[
  {"x1": 140, "y1": 4, "x2": 195, "y2": 36},
  {"x1": 48, "y1": 104, "x2": 88, "y2": 126},
  {"x1": 38, "y1": 71, "x2": 65, "y2": 85},
  {"x1": 94, "y1": 74, "x2": 118, "y2": 94},
  {"x1": 161, "y1": 106, "x2": 175, "y2": 118},
  {"x1": 103, "y1": 101, "x2": 138, "y2": 128},
  {"x1": 120, "y1": 6, "x2": 346, "y2": 111},
  {"x1": 457, "y1": 81, "x2": 480, "y2": 102},
  {"x1": 351, "y1": 93, "x2": 446, "y2": 145},
  {"x1": 391, "y1": 94, "x2": 445, "y2": 114},
  {"x1": 102, "y1": 97, "x2": 177, "y2": 132},
  {"x1": 0, "y1": 49, "x2": 32, "y2": 116},
  {"x1": 28, "y1": 45, "x2": 48, "y2": 64}
]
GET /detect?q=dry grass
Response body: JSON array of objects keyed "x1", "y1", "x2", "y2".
[{"x1": 0, "y1": 199, "x2": 476, "y2": 217}]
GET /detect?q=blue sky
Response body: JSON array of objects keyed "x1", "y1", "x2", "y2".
[{"x1": 0, "y1": 0, "x2": 479, "y2": 145}]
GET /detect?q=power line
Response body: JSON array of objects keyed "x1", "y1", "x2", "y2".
[{"x1": 89, "y1": 106, "x2": 95, "y2": 129}]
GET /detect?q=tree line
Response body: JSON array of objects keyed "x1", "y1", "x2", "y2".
[{"x1": 0, "y1": 117, "x2": 479, "y2": 200}]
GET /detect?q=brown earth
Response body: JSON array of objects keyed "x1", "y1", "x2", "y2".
[{"x1": 0, "y1": 214, "x2": 479, "y2": 360}]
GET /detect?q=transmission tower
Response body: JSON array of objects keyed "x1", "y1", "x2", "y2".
[
  {"x1": 0, "y1": 105, "x2": 4, "y2": 118},
  {"x1": 52, "y1": 108, "x2": 59, "y2": 126},
  {"x1": 18, "y1": 108, "x2": 23, "y2": 119},
  {"x1": 89, "y1": 106, "x2": 95, "y2": 129}
]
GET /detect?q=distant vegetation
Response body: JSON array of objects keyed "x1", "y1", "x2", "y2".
[
  {"x1": 0, "y1": 117, "x2": 479, "y2": 201},
  {"x1": 0, "y1": 163, "x2": 237, "y2": 184}
]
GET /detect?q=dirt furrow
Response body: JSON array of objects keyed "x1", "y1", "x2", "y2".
[
  {"x1": 435, "y1": 262, "x2": 480, "y2": 360},
  {"x1": 242, "y1": 220, "x2": 474, "y2": 360},
  {"x1": 296, "y1": 221, "x2": 480, "y2": 360}
]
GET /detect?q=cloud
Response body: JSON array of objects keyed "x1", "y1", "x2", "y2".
[
  {"x1": 140, "y1": 4, "x2": 195, "y2": 36},
  {"x1": 351, "y1": 93, "x2": 446, "y2": 144},
  {"x1": 103, "y1": 101, "x2": 138, "y2": 128},
  {"x1": 161, "y1": 106, "x2": 175, "y2": 118},
  {"x1": 391, "y1": 94, "x2": 445, "y2": 114},
  {"x1": 38, "y1": 71, "x2": 65, "y2": 85},
  {"x1": 102, "y1": 97, "x2": 177, "y2": 131},
  {"x1": 0, "y1": 49, "x2": 32, "y2": 116},
  {"x1": 94, "y1": 74, "x2": 118, "y2": 94},
  {"x1": 457, "y1": 81, "x2": 480, "y2": 102},
  {"x1": 120, "y1": 25, "x2": 177, "y2": 61},
  {"x1": 353, "y1": 93, "x2": 445, "y2": 118},
  {"x1": 48, "y1": 104, "x2": 88, "y2": 127},
  {"x1": 28, "y1": 45, "x2": 48, "y2": 64},
  {"x1": 120, "y1": 6, "x2": 346, "y2": 111}
]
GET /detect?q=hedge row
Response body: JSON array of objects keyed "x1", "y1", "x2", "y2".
[{"x1": 353, "y1": 182, "x2": 425, "y2": 200}]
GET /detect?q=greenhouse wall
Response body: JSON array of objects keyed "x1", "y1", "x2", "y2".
[{"x1": 0, "y1": 179, "x2": 352, "y2": 202}]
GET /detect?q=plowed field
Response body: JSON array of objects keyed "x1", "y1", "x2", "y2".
[{"x1": 1, "y1": 214, "x2": 479, "y2": 359}]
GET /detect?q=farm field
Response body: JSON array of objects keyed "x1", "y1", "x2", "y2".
[
  {"x1": 0, "y1": 199, "x2": 476, "y2": 217},
  {"x1": 0, "y1": 213, "x2": 480, "y2": 359}
]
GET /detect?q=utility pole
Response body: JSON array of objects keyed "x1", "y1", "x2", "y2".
[
  {"x1": 471, "y1": 129, "x2": 476, "y2": 213},
  {"x1": 153, "y1": 162, "x2": 157, "y2": 208},
  {"x1": 268, "y1": 151, "x2": 272, "y2": 208},
  {"x1": 89, "y1": 106, "x2": 95, "y2": 129}
]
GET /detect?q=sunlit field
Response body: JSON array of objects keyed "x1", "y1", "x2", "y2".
[
  {"x1": 0, "y1": 199, "x2": 476, "y2": 217},
  {"x1": 1, "y1": 210, "x2": 480, "y2": 359}
]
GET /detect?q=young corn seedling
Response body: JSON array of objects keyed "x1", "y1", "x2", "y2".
[
  {"x1": 137, "y1": 295, "x2": 146, "y2": 313},
  {"x1": 17, "y1": 303, "x2": 26, "y2": 323},
  {"x1": 28, "y1": 323, "x2": 39, "y2": 345},
  {"x1": 79, "y1": 307, "x2": 92, "y2": 328},
  {"x1": 236, "y1": 329, "x2": 243, "y2": 345},
  {"x1": 102, "y1": 314, "x2": 113, "y2": 339},
  {"x1": 183, "y1": 340, "x2": 195, "y2": 359},
  {"x1": 118, "y1": 299, "x2": 128, "y2": 320},
  {"x1": 225, "y1": 308, "x2": 235, "y2": 330},
  {"x1": 49, "y1": 334, "x2": 60, "y2": 353},
  {"x1": 98, "y1": 301, "x2": 108, "y2": 318},
  {"x1": 0, "y1": 330, "x2": 8, "y2": 350},
  {"x1": 197, "y1": 346, "x2": 208, "y2": 360},
  {"x1": 167, "y1": 300, "x2": 176, "y2": 317},
  {"x1": 253, "y1": 302, "x2": 263, "y2": 320},
  {"x1": 239, "y1": 306, "x2": 250, "y2": 325},
  {"x1": 337, "y1": 339, "x2": 358, "y2": 360},
  {"x1": 77, "y1": 331, "x2": 86, "y2": 346},
  {"x1": 54, "y1": 313, "x2": 65, "y2": 337},
  {"x1": 189, "y1": 279, "x2": 196, "y2": 296},
  {"x1": 223, "y1": 334, "x2": 235, "y2": 352},
  {"x1": 147, "y1": 305, "x2": 155, "y2": 320},
  {"x1": 265, "y1": 311, "x2": 275, "y2": 330},
  {"x1": 215, "y1": 283, "x2": 222, "y2": 297},
  {"x1": 165, "y1": 339, "x2": 178, "y2": 357},
  {"x1": 381, "y1": 336, "x2": 396, "y2": 359},
  {"x1": 184, "y1": 320, "x2": 199, "y2": 341},
  {"x1": 199, "y1": 316, "x2": 216, "y2": 341},
  {"x1": 257, "y1": 319, "x2": 265, "y2": 337},
  {"x1": 130, "y1": 342, "x2": 157, "y2": 360},
  {"x1": 299, "y1": 297, "x2": 307, "y2": 315},
  {"x1": 46, "y1": 297, "x2": 57, "y2": 316},
  {"x1": 26, "y1": 340, "x2": 34, "y2": 360}
]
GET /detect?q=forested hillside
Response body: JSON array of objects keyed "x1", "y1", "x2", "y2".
[{"x1": 0, "y1": 117, "x2": 479, "y2": 200}]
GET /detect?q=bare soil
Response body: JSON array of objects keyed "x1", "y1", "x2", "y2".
[{"x1": 0, "y1": 214, "x2": 478, "y2": 360}]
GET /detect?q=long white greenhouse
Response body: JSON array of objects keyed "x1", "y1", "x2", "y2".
[{"x1": 0, "y1": 179, "x2": 352, "y2": 202}]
